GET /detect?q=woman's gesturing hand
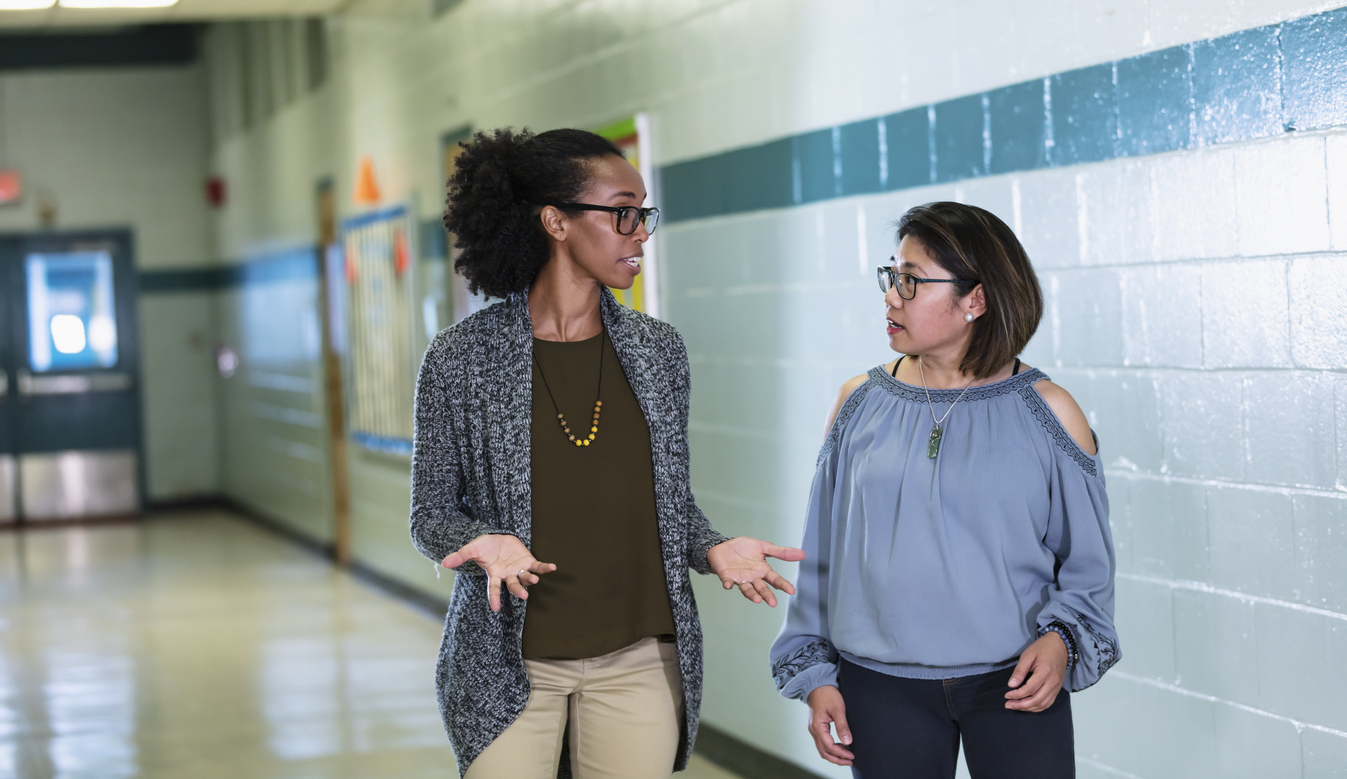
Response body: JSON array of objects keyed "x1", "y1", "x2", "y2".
[
  {"x1": 806, "y1": 685, "x2": 854, "y2": 766},
  {"x1": 706, "y1": 536, "x2": 806, "y2": 607},
  {"x1": 441, "y1": 535, "x2": 558, "y2": 613},
  {"x1": 1004, "y1": 630, "x2": 1069, "y2": 711}
]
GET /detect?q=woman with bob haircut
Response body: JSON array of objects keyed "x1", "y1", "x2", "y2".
[
  {"x1": 770, "y1": 202, "x2": 1120, "y2": 777},
  {"x1": 410, "y1": 127, "x2": 804, "y2": 779}
]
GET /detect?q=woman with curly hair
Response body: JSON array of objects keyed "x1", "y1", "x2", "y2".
[
  {"x1": 769, "y1": 202, "x2": 1119, "y2": 778},
  {"x1": 410, "y1": 127, "x2": 804, "y2": 779}
]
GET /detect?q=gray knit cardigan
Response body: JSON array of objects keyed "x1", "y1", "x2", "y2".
[{"x1": 409, "y1": 287, "x2": 730, "y2": 776}]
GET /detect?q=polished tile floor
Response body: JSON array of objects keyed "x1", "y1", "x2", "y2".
[{"x1": 0, "y1": 510, "x2": 745, "y2": 779}]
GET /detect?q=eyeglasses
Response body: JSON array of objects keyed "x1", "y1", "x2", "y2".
[
  {"x1": 877, "y1": 265, "x2": 976, "y2": 300},
  {"x1": 559, "y1": 203, "x2": 660, "y2": 236}
]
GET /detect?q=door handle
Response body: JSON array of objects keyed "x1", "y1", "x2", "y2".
[{"x1": 0, "y1": 372, "x2": 6, "y2": 400}]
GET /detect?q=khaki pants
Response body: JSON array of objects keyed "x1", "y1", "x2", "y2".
[{"x1": 465, "y1": 636, "x2": 684, "y2": 779}]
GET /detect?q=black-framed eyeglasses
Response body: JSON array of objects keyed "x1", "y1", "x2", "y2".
[
  {"x1": 558, "y1": 203, "x2": 660, "y2": 236},
  {"x1": 877, "y1": 265, "x2": 976, "y2": 300}
]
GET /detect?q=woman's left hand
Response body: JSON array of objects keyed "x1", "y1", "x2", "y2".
[
  {"x1": 1004, "y1": 631, "x2": 1069, "y2": 711},
  {"x1": 706, "y1": 537, "x2": 806, "y2": 607}
]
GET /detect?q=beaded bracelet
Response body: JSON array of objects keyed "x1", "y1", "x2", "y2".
[{"x1": 1039, "y1": 620, "x2": 1079, "y2": 673}]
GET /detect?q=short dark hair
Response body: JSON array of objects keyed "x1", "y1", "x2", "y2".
[
  {"x1": 443, "y1": 127, "x2": 624, "y2": 298},
  {"x1": 896, "y1": 202, "x2": 1043, "y2": 379}
]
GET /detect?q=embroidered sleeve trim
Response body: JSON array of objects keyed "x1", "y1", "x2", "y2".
[
  {"x1": 771, "y1": 639, "x2": 838, "y2": 690},
  {"x1": 1015, "y1": 383, "x2": 1098, "y2": 477},
  {"x1": 1062, "y1": 605, "x2": 1120, "y2": 690},
  {"x1": 817, "y1": 379, "x2": 875, "y2": 468}
]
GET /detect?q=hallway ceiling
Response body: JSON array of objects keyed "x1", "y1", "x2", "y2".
[{"x1": 0, "y1": 0, "x2": 348, "y2": 28}]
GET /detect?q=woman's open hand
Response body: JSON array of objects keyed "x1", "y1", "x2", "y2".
[
  {"x1": 441, "y1": 535, "x2": 557, "y2": 612},
  {"x1": 806, "y1": 685, "x2": 854, "y2": 766},
  {"x1": 1004, "y1": 631, "x2": 1069, "y2": 711},
  {"x1": 706, "y1": 536, "x2": 805, "y2": 607}
]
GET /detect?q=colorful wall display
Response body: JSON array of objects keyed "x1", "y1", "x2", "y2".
[
  {"x1": 593, "y1": 114, "x2": 658, "y2": 318},
  {"x1": 340, "y1": 205, "x2": 417, "y2": 455}
]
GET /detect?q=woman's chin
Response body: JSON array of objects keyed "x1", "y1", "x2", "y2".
[{"x1": 603, "y1": 268, "x2": 639, "y2": 290}]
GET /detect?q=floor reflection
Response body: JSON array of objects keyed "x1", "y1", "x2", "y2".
[
  {"x1": 0, "y1": 510, "x2": 456, "y2": 779},
  {"x1": 0, "y1": 510, "x2": 746, "y2": 779}
]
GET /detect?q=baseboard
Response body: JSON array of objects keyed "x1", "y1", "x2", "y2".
[
  {"x1": 147, "y1": 494, "x2": 337, "y2": 560},
  {"x1": 695, "y1": 723, "x2": 827, "y2": 779},
  {"x1": 0, "y1": 512, "x2": 140, "y2": 530},
  {"x1": 144, "y1": 494, "x2": 227, "y2": 512},
  {"x1": 347, "y1": 559, "x2": 450, "y2": 618},
  {"x1": 149, "y1": 494, "x2": 449, "y2": 618}
]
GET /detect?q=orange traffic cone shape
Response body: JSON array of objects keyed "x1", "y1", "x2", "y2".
[{"x1": 353, "y1": 156, "x2": 381, "y2": 205}]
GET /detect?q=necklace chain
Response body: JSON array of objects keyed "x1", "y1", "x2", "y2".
[
  {"x1": 917, "y1": 355, "x2": 977, "y2": 459},
  {"x1": 533, "y1": 331, "x2": 605, "y2": 448}
]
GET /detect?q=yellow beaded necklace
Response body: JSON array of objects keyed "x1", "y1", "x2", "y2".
[{"x1": 533, "y1": 331, "x2": 604, "y2": 447}]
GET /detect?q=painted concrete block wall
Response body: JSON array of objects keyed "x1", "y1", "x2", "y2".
[
  {"x1": 138, "y1": 293, "x2": 221, "y2": 500},
  {"x1": 202, "y1": 21, "x2": 342, "y2": 541},
  {"x1": 680, "y1": 133, "x2": 1347, "y2": 779},
  {"x1": 203, "y1": 0, "x2": 1347, "y2": 776},
  {"x1": 0, "y1": 65, "x2": 219, "y2": 501},
  {"x1": 216, "y1": 269, "x2": 333, "y2": 544}
]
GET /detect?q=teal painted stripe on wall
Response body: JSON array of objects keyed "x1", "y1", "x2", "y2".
[
  {"x1": 139, "y1": 247, "x2": 320, "y2": 294},
  {"x1": 138, "y1": 267, "x2": 227, "y2": 293},
  {"x1": 660, "y1": 5, "x2": 1347, "y2": 223}
]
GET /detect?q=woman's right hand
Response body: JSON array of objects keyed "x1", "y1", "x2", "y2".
[
  {"x1": 806, "y1": 685, "x2": 854, "y2": 766},
  {"x1": 441, "y1": 535, "x2": 557, "y2": 612}
]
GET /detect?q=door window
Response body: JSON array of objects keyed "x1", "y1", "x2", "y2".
[{"x1": 26, "y1": 251, "x2": 119, "y2": 372}]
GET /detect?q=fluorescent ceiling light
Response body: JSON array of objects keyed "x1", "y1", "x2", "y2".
[
  {"x1": 59, "y1": 0, "x2": 178, "y2": 7},
  {"x1": 0, "y1": 0, "x2": 56, "y2": 9}
]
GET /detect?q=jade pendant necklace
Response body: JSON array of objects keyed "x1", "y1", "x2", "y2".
[
  {"x1": 533, "y1": 331, "x2": 605, "y2": 448},
  {"x1": 917, "y1": 355, "x2": 977, "y2": 459}
]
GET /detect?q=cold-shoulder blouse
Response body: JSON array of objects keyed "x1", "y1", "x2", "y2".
[{"x1": 770, "y1": 363, "x2": 1120, "y2": 700}]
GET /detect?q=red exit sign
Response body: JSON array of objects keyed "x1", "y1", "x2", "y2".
[{"x1": 0, "y1": 171, "x2": 20, "y2": 205}]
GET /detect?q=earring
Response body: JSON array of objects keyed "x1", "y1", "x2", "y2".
[{"x1": 964, "y1": 313, "x2": 975, "y2": 322}]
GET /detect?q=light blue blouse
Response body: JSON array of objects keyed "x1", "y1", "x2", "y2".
[{"x1": 770, "y1": 364, "x2": 1120, "y2": 701}]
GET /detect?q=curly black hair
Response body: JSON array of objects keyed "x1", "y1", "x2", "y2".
[{"x1": 443, "y1": 127, "x2": 624, "y2": 298}]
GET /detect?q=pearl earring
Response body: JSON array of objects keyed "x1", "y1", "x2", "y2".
[{"x1": 964, "y1": 313, "x2": 975, "y2": 322}]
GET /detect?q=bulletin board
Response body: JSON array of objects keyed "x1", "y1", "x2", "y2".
[
  {"x1": 593, "y1": 114, "x2": 659, "y2": 318},
  {"x1": 341, "y1": 205, "x2": 417, "y2": 455}
]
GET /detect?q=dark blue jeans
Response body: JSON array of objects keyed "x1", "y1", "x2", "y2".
[{"x1": 837, "y1": 658, "x2": 1074, "y2": 779}]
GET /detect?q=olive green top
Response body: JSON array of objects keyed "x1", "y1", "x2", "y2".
[{"x1": 523, "y1": 331, "x2": 676, "y2": 660}]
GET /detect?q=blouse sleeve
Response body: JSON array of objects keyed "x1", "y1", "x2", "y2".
[
  {"x1": 408, "y1": 329, "x2": 516, "y2": 576},
  {"x1": 769, "y1": 383, "x2": 871, "y2": 701},
  {"x1": 1035, "y1": 429, "x2": 1122, "y2": 692}
]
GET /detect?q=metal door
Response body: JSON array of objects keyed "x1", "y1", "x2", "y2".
[
  {"x1": 0, "y1": 230, "x2": 142, "y2": 523},
  {"x1": 0, "y1": 255, "x2": 13, "y2": 523}
]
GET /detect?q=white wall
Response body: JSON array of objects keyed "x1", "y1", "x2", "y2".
[{"x1": 0, "y1": 65, "x2": 219, "y2": 502}]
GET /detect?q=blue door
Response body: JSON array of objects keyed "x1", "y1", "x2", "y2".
[{"x1": 0, "y1": 230, "x2": 142, "y2": 523}]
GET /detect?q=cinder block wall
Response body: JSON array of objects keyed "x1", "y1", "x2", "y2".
[{"x1": 203, "y1": 1, "x2": 1347, "y2": 776}]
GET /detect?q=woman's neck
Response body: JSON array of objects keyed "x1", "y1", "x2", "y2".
[
  {"x1": 908, "y1": 346, "x2": 1015, "y2": 389},
  {"x1": 528, "y1": 256, "x2": 604, "y2": 342},
  {"x1": 913, "y1": 351, "x2": 973, "y2": 389}
]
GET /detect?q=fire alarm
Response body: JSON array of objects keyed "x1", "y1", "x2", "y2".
[
  {"x1": 0, "y1": 170, "x2": 21, "y2": 205},
  {"x1": 205, "y1": 176, "x2": 227, "y2": 208}
]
